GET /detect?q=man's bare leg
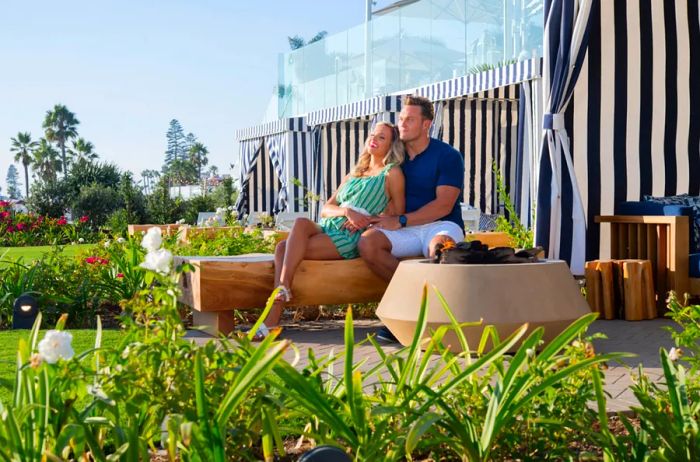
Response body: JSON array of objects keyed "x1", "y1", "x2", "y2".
[{"x1": 358, "y1": 229, "x2": 399, "y2": 283}]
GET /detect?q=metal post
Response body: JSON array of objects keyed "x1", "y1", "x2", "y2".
[{"x1": 364, "y1": 0, "x2": 372, "y2": 98}]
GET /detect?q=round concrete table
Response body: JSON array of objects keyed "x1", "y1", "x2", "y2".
[{"x1": 376, "y1": 259, "x2": 591, "y2": 352}]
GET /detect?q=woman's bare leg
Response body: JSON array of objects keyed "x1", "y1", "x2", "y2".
[{"x1": 265, "y1": 218, "x2": 341, "y2": 327}]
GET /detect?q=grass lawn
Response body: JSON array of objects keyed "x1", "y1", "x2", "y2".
[
  {"x1": 0, "y1": 328, "x2": 123, "y2": 404},
  {"x1": 0, "y1": 244, "x2": 94, "y2": 263}
]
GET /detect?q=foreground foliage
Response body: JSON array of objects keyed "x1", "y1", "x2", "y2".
[{"x1": 1, "y1": 229, "x2": 699, "y2": 460}]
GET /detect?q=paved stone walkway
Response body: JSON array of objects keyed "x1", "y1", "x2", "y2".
[{"x1": 186, "y1": 317, "x2": 677, "y2": 413}]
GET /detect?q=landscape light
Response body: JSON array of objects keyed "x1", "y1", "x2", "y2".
[
  {"x1": 298, "y1": 445, "x2": 351, "y2": 462},
  {"x1": 12, "y1": 293, "x2": 39, "y2": 329}
]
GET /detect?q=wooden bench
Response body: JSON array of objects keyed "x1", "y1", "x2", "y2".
[
  {"x1": 128, "y1": 224, "x2": 184, "y2": 236},
  {"x1": 175, "y1": 231, "x2": 515, "y2": 335}
]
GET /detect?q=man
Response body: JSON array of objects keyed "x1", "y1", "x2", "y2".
[{"x1": 358, "y1": 95, "x2": 465, "y2": 342}]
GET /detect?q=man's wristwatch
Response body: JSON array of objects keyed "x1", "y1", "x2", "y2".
[{"x1": 398, "y1": 214, "x2": 408, "y2": 228}]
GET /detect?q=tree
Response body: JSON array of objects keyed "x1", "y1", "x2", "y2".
[
  {"x1": 6, "y1": 165, "x2": 21, "y2": 199},
  {"x1": 10, "y1": 131, "x2": 38, "y2": 198},
  {"x1": 70, "y1": 138, "x2": 98, "y2": 162},
  {"x1": 164, "y1": 119, "x2": 186, "y2": 168},
  {"x1": 184, "y1": 132, "x2": 197, "y2": 155},
  {"x1": 167, "y1": 158, "x2": 198, "y2": 186},
  {"x1": 188, "y1": 142, "x2": 209, "y2": 181},
  {"x1": 208, "y1": 165, "x2": 219, "y2": 177},
  {"x1": 288, "y1": 31, "x2": 328, "y2": 50},
  {"x1": 32, "y1": 139, "x2": 62, "y2": 183},
  {"x1": 43, "y1": 104, "x2": 79, "y2": 177}
]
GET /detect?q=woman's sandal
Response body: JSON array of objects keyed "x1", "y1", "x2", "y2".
[{"x1": 274, "y1": 284, "x2": 293, "y2": 303}]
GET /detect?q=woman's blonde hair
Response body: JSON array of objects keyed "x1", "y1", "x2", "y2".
[{"x1": 351, "y1": 121, "x2": 405, "y2": 177}]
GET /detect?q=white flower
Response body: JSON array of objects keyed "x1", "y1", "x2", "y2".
[
  {"x1": 141, "y1": 227, "x2": 163, "y2": 252},
  {"x1": 103, "y1": 240, "x2": 111, "y2": 248},
  {"x1": 227, "y1": 205, "x2": 235, "y2": 211},
  {"x1": 140, "y1": 248, "x2": 173, "y2": 274},
  {"x1": 526, "y1": 348, "x2": 535, "y2": 358},
  {"x1": 669, "y1": 347, "x2": 683, "y2": 361},
  {"x1": 37, "y1": 330, "x2": 74, "y2": 364},
  {"x1": 78, "y1": 237, "x2": 85, "y2": 243},
  {"x1": 117, "y1": 237, "x2": 126, "y2": 243},
  {"x1": 175, "y1": 218, "x2": 186, "y2": 225}
]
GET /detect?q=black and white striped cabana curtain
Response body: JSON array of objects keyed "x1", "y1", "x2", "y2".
[
  {"x1": 440, "y1": 85, "x2": 521, "y2": 217},
  {"x1": 545, "y1": 0, "x2": 700, "y2": 264},
  {"x1": 245, "y1": 140, "x2": 282, "y2": 216},
  {"x1": 266, "y1": 133, "x2": 287, "y2": 213},
  {"x1": 536, "y1": 0, "x2": 596, "y2": 275},
  {"x1": 235, "y1": 138, "x2": 263, "y2": 218},
  {"x1": 309, "y1": 119, "x2": 371, "y2": 220}
]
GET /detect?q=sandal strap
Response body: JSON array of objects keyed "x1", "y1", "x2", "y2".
[{"x1": 274, "y1": 285, "x2": 292, "y2": 302}]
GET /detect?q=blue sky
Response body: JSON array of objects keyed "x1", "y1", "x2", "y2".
[{"x1": 0, "y1": 0, "x2": 388, "y2": 192}]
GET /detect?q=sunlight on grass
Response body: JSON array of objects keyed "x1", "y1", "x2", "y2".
[
  {"x1": 0, "y1": 244, "x2": 94, "y2": 263},
  {"x1": 0, "y1": 328, "x2": 122, "y2": 404}
]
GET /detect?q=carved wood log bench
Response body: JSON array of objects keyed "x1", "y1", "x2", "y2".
[{"x1": 175, "y1": 231, "x2": 514, "y2": 335}]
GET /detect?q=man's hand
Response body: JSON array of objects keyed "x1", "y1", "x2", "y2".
[{"x1": 368, "y1": 215, "x2": 401, "y2": 230}]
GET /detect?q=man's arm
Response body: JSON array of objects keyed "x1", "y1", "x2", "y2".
[{"x1": 370, "y1": 185, "x2": 460, "y2": 230}]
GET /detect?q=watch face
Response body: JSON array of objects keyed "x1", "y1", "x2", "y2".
[{"x1": 399, "y1": 215, "x2": 407, "y2": 226}]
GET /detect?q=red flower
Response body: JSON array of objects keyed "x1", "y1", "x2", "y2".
[
  {"x1": 116, "y1": 273, "x2": 124, "y2": 279},
  {"x1": 16, "y1": 223, "x2": 26, "y2": 231},
  {"x1": 6, "y1": 225, "x2": 15, "y2": 233},
  {"x1": 0, "y1": 200, "x2": 9, "y2": 208},
  {"x1": 79, "y1": 215, "x2": 89, "y2": 223},
  {"x1": 0, "y1": 211, "x2": 9, "y2": 220},
  {"x1": 99, "y1": 258, "x2": 109, "y2": 265},
  {"x1": 57, "y1": 216, "x2": 67, "y2": 226},
  {"x1": 85, "y1": 256, "x2": 97, "y2": 264}
]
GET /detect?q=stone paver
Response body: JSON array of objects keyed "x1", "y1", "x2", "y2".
[{"x1": 185, "y1": 317, "x2": 677, "y2": 413}]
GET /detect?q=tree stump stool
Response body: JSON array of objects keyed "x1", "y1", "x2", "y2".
[{"x1": 584, "y1": 259, "x2": 657, "y2": 320}]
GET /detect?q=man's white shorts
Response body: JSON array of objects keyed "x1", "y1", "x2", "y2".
[{"x1": 377, "y1": 221, "x2": 465, "y2": 258}]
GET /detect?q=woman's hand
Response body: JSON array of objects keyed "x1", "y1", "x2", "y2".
[{"x1": 344, "y1": 208, "x2": 371, "y2": 230}]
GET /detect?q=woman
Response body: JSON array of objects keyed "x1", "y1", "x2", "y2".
[{"x1": 252, "y1": 122, "x2": 405, "y2": 339}]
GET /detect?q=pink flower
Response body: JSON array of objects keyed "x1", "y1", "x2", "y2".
[
  {"x1": 99, "y1": 258, "x2": 109, "y2": 265},
  {"x1": 6, "y1": 225, "x2": 15, "y2": 233},
  {"x1": 0, "y1": 211, "x2": 9, "y2": 220},
  {"x1": 84, "y1": 256, "x2": 97, "y2": 264},
  {"x1": 79, "y1": 215, "x2": 89, "y2": 223},
  {"x1": 57, "y1": 216, "x2": 67, "y2": 226},
  {"x1": 16, "y1": 223, "x2": 26, "y2": 231},
  {"x1": 0, "y1": 200, "x2": 9, "y2": 208},
  {"x1": 116, "y1": 273, "x2": 124, "y2": 279}
]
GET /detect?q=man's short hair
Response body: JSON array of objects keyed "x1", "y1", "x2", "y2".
[{"x1": 403, "y1": 95, "x2": 434, "y2": 121}]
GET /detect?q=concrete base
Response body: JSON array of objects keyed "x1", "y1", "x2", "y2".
[{"x1": 376, "y1": 259, "x2": 591, "y2": 352}]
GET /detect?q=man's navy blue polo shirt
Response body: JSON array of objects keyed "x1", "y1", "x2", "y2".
[{"x1": 401, "y1": 138, "x2": 464, "y2": 229}]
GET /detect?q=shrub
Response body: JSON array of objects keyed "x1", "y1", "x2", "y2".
[
  {"x1": 26, "y1": 180, "x2": 71, "y2": 218},
  {"x1": 72, "y1": 183, "x2": 122, "y2": 227}
]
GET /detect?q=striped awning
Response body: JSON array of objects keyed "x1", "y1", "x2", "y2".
[
  {"x1": 306, "y1": 95, "x2": 403, "y2": 126},
  {"x1": 235, "y1": 116, "x2": 307, "y2": 141},
  {"x1": 413, "y1": 58, "x2": 542, "y2": 102}
]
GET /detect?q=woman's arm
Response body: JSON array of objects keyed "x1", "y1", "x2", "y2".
[
  {"x1": 384, "y1": 166, "x2": 405, "y2": 215},
  {"x1": 321, "y1": 175, "x2": 372, "y2": 228}
]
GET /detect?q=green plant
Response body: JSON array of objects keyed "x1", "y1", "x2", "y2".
[{"x1": 493, "y1": 162, "x2": 534, "y2": 248}]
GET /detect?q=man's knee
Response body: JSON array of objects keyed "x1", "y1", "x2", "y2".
[
  {"x1": 291, "y1": 217, "x2": 315, "y2": 233},
  {"x1": 358, "y1": 229, "x2": 390, "y2": 259},
  {"x1": 428, "y1": 234, "x2": 456, "y2": 257}
]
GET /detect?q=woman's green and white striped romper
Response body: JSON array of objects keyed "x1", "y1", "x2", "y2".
[{"x1": 319, "y1": 163, "x2": 395, "y2": 259}]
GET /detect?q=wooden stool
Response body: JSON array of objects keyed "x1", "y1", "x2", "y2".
[{"x1": 584, "y1": 259, "x2": 657, "y2": 320}]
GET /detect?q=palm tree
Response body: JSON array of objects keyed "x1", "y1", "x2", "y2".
[
  {"x1": 43, "y1": 104, "x2": 79, "y2": 177},
  {"x1": 70, "y1": 138, "x2": 98, "y2": 162},
  {"x1": 10, "y1": 132, "x2": 38, "y2": 198},
  {"x1": 32, "y1": 139, "x2": 62, "y2": 182},
  {"x1": 188, "y1": 142, "x2": 209, "y2": 180}
]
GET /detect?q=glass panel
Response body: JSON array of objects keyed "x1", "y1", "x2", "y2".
[{"x1": 271, "y1": 0, "x2": 544, "y2": 119}]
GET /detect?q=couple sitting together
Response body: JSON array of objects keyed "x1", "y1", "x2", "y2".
[{"x1": 254, "y1": 95, "x2": 465, "y2": 342}]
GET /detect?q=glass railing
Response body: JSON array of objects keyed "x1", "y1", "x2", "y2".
[{"x1": 274, "y1": 0, "x2": 543, "y2": 119}]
